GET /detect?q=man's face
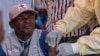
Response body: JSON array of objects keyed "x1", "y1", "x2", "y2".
[{"x1": 10, "y1": 11, "x2": 36, "y2": 35}]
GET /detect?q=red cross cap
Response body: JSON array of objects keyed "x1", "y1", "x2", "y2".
[{"x1": 17, "y1": 3, "x2": 27, "y2": 11}]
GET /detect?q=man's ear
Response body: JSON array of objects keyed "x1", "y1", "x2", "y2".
[{"x1": 9, "y1": 22, "x2": 14, "y2": 28}]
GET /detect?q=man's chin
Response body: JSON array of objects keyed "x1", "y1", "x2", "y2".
[{"x1": 23, "y1": 31, "x2": 33, "y2": 35}]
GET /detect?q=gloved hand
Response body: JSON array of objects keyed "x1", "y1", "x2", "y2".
[
  {"x1": 57, "y1": 43, "x2": 79, "y2": 56},
  {"x1": 45, "y1": 28, "x2": 63, "y2": 47}
]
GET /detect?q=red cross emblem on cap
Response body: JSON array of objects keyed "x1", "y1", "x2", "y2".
[
  {"x1": 19, "y1": 3, "x2": 24, "y2": 8},
  {"x1": 17, "y1": 3, "x2": 27, "y2": 11}
]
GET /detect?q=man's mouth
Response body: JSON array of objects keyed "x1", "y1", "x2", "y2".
[{"x1": 24, "y1": 24, "x2": 33, "y2": 29}]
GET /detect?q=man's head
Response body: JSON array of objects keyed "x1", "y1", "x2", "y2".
[{"x1": 9, "y1": 3, "x2": 37, "y2": 36}]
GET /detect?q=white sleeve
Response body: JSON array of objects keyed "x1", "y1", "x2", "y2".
[{"x1": 57, "y1": 43, "x2": 79, "y2": 56}]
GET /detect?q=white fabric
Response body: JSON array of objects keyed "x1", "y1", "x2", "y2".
[
  {"x1": 45, "y1": 28, "x2": 63, "y2": 47},
  {"x1": 1, "y1": 29, "x2": 44, "y2": 56},
  {"x1": 57, "y1": 43, "x2": 74, "y2": 56},
  {"x1": 71, "y1": 43, "x2": 79, "y2": 54}
]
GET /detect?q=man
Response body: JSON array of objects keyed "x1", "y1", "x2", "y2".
[
  {"x1": 1, "y1": 3, "x2": 49, "y2": 56},
  {"x1": 46, "y1": 0, "x2": 100, "y2": 55}
]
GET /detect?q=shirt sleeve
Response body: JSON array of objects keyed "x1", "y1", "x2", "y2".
[
  {"x1": 66, "y1": 0, "x2": 100, "y2": 55},
  {"x1": 55, "y1": 0, "x2": 95, "y2": 35},
  {"x1": 77, "y1": 27, "x2": 100, "y2": 55}
]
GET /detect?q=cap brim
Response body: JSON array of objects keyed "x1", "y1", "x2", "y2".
[{"x1": 11, "y1": 9, "x2": 38, "y2": 20}]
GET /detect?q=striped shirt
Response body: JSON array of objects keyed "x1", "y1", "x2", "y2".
[
  {"x1": 42, "y1": 0, "x2": 99, "y2": 37},
  {"x1": 43, "y1": 0, "x2": 74, "y2": 31}
]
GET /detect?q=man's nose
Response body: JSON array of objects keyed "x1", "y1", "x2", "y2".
[{"x1": 24, "y1": 18, "x2": 30, "y2": 23}]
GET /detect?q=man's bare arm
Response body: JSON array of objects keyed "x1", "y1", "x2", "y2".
[{"x1": 48, "y1": 46, "x2": 56, "y2": 56}]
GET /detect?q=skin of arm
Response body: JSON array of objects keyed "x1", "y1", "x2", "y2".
[{"x1": 48, "y1": 46, "x2": 56, "y2": 56}]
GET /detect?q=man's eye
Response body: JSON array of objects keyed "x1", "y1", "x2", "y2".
[
  {"x1": 16, "y1": 17, "x2": 23, "y2": 20},
  {"x1": 29, "y1": 15, "x2": 32, "y2": 17}
]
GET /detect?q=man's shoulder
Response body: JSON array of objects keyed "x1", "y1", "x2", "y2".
[
  {"x1": 38, "y1": 29, "x2": 49, "y2": 56},
  {"x1": 35, "y1": 29, "x2": 49, "y2": 34},
  {"x1": 5, "y1": 31, "x2": 15, "y2": 37},
  {"x1": 38, "y1": 29, "x2": 49, "y2": 36},
  {"x1": 2, "y1": 31, "x2": 16, "y2": 44}
]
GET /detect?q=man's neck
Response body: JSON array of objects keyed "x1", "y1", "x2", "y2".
[
  {"x1": 15, "y1": 32, "x2": 32, "y2": 41},
  {"x1": 18, "y1": 36, "x2": 31, "y2": 41}
]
